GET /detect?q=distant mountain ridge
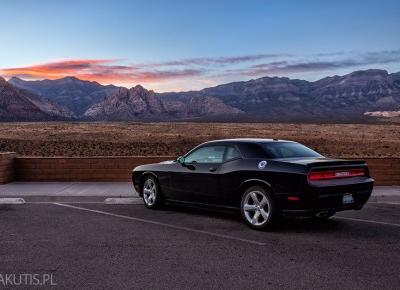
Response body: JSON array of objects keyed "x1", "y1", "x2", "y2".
[
  {"x1": 0, "y1": 77, "x2": 74, "y2": 121},
  {"x1": 3, "y1": 69, "x2": 400, "y2": 122},
  {"x1": 9, "y1": 76, "x2": 119, "y2": 116},
  {"x1": 161, "y1": 69, "x2": 400, "y2": 121}
]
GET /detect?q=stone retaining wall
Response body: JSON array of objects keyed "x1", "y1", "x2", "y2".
[
  {"x1": 0, "y1": 152, "x2": 17, "y2": 184},
  {"x1": 2, "y1": 155, "x2": 398, "y2": 185},
  {"x1": 14, "y1": 156, "x2": 173, "y2": 182}
]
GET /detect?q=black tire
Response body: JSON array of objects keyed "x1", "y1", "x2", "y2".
[
  {"x1": 141, "y1": 175, "x2": 163, "y2": 209},
  {"x1": 240, "y1": 185, "x2": 277, "y2": 230}
]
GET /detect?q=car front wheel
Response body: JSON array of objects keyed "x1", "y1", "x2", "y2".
[
  {"x1": 241, "y1": 186, "x2": 276, "y2": 230},
  {"x1": 142, "y1": 176, "x2": 163, "y2": 209}
]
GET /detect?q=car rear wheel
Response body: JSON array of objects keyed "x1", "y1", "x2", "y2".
[
  {"x1": 241, "y1": 186, "x2": 276, "y2": 230},
  {"x1": 142, "y1": 176, "x2": 163, "y2": 209}
]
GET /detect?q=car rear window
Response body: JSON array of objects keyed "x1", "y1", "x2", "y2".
[{"x1": 260, "y1": 142, "x2": 322, "y2": 158}]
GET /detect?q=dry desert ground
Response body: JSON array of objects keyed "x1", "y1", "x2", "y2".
[{"x1": 0, "y1": 122, "x2": 398, "y2": 158}]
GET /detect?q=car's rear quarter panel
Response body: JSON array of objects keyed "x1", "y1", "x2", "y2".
[{"x1": 219, "y1": 159, "x2": 307, "y2": 208}]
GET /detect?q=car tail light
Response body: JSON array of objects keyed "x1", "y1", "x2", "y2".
[
  {"x1": 287, "y1": 196, "x2": 300, "y2": 201},
  {"x1": 308, "y1": 168, "x2": 366, "y2": 181}
]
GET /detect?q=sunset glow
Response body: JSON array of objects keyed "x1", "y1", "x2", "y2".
[{"x1": 0, "y1": 59, "x2": 204, "y2": 87}]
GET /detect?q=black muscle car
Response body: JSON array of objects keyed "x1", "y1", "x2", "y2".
[{"x1": 132, "y1": 139, "x2": 374, "y2": 229}]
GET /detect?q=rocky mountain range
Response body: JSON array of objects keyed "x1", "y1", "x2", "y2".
[
  {"x1": 161, "y1": 69, "x2": 400, "y2": 121},
  {"x1": 84, "y1": 85, "x2": 242, "y2": 120},
  {"x1": 0, "y1": 77, "x2": 74, "y2": 121},
  {"x1": 9, "y1": 76, "x2": 119, "y2": 116},
  {"x1": 2, "y1": 69, "x2": 400, "y2": 122}
]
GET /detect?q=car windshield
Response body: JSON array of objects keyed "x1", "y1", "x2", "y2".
[{"x1": 260, "y1": 142, "x2": 322, "y2": 158}]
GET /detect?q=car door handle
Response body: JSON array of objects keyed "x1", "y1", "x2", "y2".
[{"x1": 209, "y1": 167, "x2": 217, "y2": 172}]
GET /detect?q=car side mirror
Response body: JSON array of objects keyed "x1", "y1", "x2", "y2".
[{"x1": 177, "y1": 156, "x2": 186, "y2": 165}]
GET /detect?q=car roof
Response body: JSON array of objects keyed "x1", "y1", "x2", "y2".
[{"x1": 200, "y1": 138, "x2": 295, "y2": 146}]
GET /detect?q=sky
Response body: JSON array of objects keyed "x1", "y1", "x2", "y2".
[{"x1": 0, "y1": 0, "x2": 399, "y2": 92}]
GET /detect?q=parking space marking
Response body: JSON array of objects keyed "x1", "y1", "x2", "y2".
[
  {"x1": 104, "y1": 197, "x2": 142, "y2": 204},
  {"x1": 334, "y1": 216, "x2": 400, "y2": 227},
  {"x1": 52, "y1": 202, "x2": 266, "y2": 246},
  {"x1": 26, "y1": 201, "x2": 107, "y2": 204},
  {"x1": 0, "y1": 198, "x2": 25, "y2": 204}
]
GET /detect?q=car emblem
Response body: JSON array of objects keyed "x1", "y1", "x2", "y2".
[{"x1": 258, "y1": 160, "x2": 267, "y2": 169}]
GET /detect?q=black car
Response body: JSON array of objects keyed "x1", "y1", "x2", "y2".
[{"x1": 132, "y1": 138, "x2": 374, "y2": 229}]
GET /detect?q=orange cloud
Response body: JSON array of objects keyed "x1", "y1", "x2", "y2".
[
  {"x1": 0, "y1": 59, "x2": 204, "y2": 86},
  {"x1": 1, "y1": 59, "x2": 114, "y2": 78}
]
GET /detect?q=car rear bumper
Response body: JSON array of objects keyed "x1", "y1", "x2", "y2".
[
  {"x1": 281, "y1": 204, "x2": 364, "y2": 217},
  {"x1": 276, "y1": 178, "x2": 374, "y2": 216}
]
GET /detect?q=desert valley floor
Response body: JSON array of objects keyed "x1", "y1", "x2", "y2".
[{"x1": 0, "y1": 122, "x2": 399, "y2": 158}]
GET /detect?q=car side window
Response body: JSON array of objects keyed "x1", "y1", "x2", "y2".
[
  {"x1": 224, "y1": 146, "x2": 241, "y2": 162},
  {"x1": 185, "y1": 146, "x2": 225, "y2": 164},
  {"x1": 237, "y1": 143, "x2": 266, "y2": 158}
]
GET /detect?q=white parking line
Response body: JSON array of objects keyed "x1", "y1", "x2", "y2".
[
  {"x1": 104, "y1": 197, "x2": 142, "y2": 204},
  {"x1": 26, "y1": 201, "x2": 107, "y2": 204},
  {"x1": 52, "y1": 202, "x2": 266, "y2": 246},
  {"x1": 0, "y1": 198, "x2": 25, "y2": 204},
  {"x1": 334, "y1": 216, "x2": 400, "y2": 228}
]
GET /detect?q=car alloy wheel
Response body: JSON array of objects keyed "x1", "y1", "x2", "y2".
[
  {"x1": 241, "y1": 186, "x2": 275, "y2": 229},
  {"x1": 142, "y1": 176, "x2": 161, "y2": 208}
]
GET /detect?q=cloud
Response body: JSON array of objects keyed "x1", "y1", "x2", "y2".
[
  {"x1": 225, "y1": 49, "x2": 400, "y2": 77},
  {"x1": 135, "y1": 54, "x2": 290, "y2": 68},
  {"x1": 0, "y1": 59, "x2": 205, "y2": 85},
  {"x1": 0, "y1": 59, "x2": 116, "y2": 79},
  {"x1": 76, "y1": 69, "x2": 204, "y2": 84}
]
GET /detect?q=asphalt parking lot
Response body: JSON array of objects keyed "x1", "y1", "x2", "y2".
[{"x1": 0, "y1": 196, "x2": 399, "y2": 289}]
